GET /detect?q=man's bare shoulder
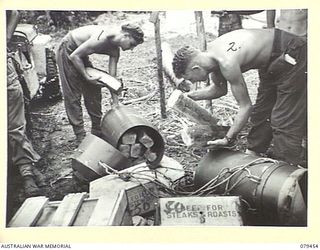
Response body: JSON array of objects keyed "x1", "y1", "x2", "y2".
[
  {"x1": 208, "y1": 29, "x2": 274, "y2": 72},
  {"x1": 212, "y1": 29, "x2": 272, "y2": 42},
  {"x1": 208, "y1": 29, "x2": 273, "y2": 50},
  {"x1": 75, "y1": 25, "x2": 114, "y2": 35},
  {"x1": 71, "y1": 25, "x2": 114, "y2": 41}
]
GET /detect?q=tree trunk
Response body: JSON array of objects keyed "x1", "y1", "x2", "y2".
[
  {"x1": 194, "y1": 11, "x2": 212, "y2": 113},
  {"x1": 150, "y1": 11, "x2": 167, "y2": 118}
]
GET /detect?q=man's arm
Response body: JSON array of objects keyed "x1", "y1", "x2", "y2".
[
  {"x1": 221, "y1": 65, "x2": 252, "y2": 140},
  {"x1": 187, "y1": 81, "x2": 227, "y2": 100},
  {"x1": 69, "y1": 37, "x2": 102, "y2": 83},
  {"x1": 108, "y1": 55, "x2": 119, "y2": 105},
  {"x1": 187, "y1": 71, "x2": 228, "y2": 100}
]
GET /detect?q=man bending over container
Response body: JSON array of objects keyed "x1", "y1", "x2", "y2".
[
  {"x1": 56, "y1": 23, "x2": 144, "y2": 143},
  {"x1": 172, "y1": 28, "x2": 307, "y2": 166}
]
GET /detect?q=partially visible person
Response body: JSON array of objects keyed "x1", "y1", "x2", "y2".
[
  {"x1": 266, "y1": 9, "x2": 307, "y2": 37},
  {"x1": 211, "y1": 10, "x2": 264, "y2": 36},
  {"x1": 261, "y1": 9, "x2": 307, "y2": 163},
  {"x1": 7, "y1": 10, "x2": 42, "y2": 197},
  {"x1": 56, "y1": 23, "x2": 144, "y2": 143},
  {"x1": 172, "y1": 28, "x2": 307, "y2": 166}
]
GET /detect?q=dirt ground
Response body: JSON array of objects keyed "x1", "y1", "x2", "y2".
[{"x1": 6, "y1": 11, "x2": 261, "y2": 223}]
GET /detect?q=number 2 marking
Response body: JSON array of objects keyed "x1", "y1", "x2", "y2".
[{"x1": 227, "y1": 42, "x2": 239, "y2": 52}]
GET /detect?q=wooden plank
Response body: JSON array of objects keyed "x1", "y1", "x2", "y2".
[
  {"x1": 108, "y1": 190, "x2": 130, "y2": 226},
  {"x1": 87, "y1": 194, "x2": 118, "y2": 226},
  {"x1": 49, "y1": 192, "x2": 87, "y2": 226},
  {"x1": 8, "y1": 196, "x2": 49, "y2": 227},
  {"x1": 160, "y1": 196, "x2": 243, "y2": 226},
  {"x1": 35, "y1": 202, "x2": 59, "y2": 227},
  {"x1": 72, "y1": 199, "x2": 98, "y2": 226}
]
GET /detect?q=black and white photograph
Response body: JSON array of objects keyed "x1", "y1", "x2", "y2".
[{"x1": 5, "y1": 8, "x2": 309, "y2": 230}]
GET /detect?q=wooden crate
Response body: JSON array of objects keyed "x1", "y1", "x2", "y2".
[
  {"x1": 89, "y1": 155, "x2": 185, "y2": 216},
  {"x1": 9, "y1": 155, "x2": 185, "y2": 227},
  {"x1": 8, "y1": 191, "x2": 132, "y2": 227},
  {"x1": 159, "y1": 196, "x2": 243, "y2": 226}
]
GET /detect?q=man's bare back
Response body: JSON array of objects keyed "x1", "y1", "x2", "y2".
[
  {"x1": 207, "y1": 29, "x2": 274, "y2": 75},
  {"x1": 70, "y1": 25, "x2": 119, "y2": 57}
]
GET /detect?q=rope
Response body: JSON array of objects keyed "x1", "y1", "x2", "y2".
[
  {"x1": 176, "y1": 158, "x2": 279, "y2": 196},
  {"x1": 99, "y1": 158, "x2": 279, "y2": 199}
]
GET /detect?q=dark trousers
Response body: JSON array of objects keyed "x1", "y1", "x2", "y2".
[
  {"x1": 247, "y1": 29, "x2": 307, "y2": 166},
  {"x1": 7, "y1": 57, "x2": 40, "y2": 176},
  {"x1": 56, "y1": 33, "x2": 102, "y2": 137}
]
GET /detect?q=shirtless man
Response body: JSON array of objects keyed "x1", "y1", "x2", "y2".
[
  {"x1": 266, "y1": 9, "x2": 307, "y2": 36},
  {"x1": 56, "y1": 23, "x2": 144, "y2": 143},
  {"x1": 172, "y1": 28, "x2": 307, "y2": 165}
]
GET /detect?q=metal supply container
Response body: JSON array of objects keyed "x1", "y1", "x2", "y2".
[
  {"x1": 72, "y1": 134, "x2": 131, "y2": 182},
  {"x1": 194, "y1": 149, "x2": 307, "y2": 225},
  {"x1": 101, "y1": 105, "x2": 165, "y2": 167}
]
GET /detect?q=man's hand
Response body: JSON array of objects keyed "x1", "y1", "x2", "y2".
[
  {"x1": 86, "y1": 74, "x2": 104, "y2": 87},
  {"x1": 111, "y1": 92, "x2": 119, "y2": 107},
  {"x1": 177, "y1": 79, "x2": 192, "y2": 92}
]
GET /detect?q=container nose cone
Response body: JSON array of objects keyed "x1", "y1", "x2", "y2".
[{"x1": 194, "y1": 149, "x2": 307, "y2": 226}]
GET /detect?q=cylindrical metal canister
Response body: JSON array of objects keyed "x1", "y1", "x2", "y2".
[
  {"x1": 101, "y1": 105, "x2": 165, "y2": 167},
  {"x1": 194, "y1": 149, "x2": 307, "y2": 225},
  {"x1": 71, "y1": 134, "x2": 131, "y2": 182}
]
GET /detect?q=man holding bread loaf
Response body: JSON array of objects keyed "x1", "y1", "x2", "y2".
[
  {"x1": 172, "y1": 28, "x2": 307, "y2": 166},
  {"x1": 56, "y1": 23, "x2": 144, "y2": 143}
]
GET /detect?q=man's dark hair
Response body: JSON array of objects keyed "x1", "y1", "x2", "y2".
[
  {"x1": 172, "y1": 46, "x2": 198, "y2": 78},
  {"x1": 121, "y1": 23, "x2": 144, "y2": 44}
]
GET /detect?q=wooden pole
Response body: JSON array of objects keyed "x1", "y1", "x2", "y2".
[
  {"x1": 161, "y1": 42, "x2": 182, "y2": 88},
  {"x1": 195, "y1": 11, "x2": 207, "y2": 51},
  {"x1": 194, "y1": 11, "x2": 212, "y2": 113},
  {"x1": 150, "y1": 12, "x2": 167, "y2": 118}
]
